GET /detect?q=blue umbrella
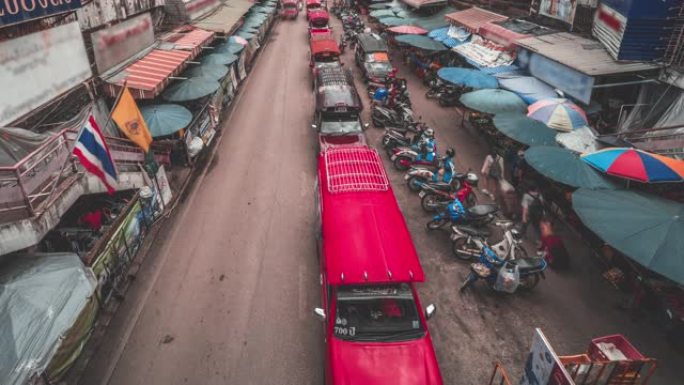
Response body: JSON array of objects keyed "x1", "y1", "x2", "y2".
[
  {"x1": 460, "y1": 89, "x2": 528, "y2": 114},
  {"x1": 215, "y1": 42, "x2": 244, "y2": 55},
  {"x1": 141, "y1": 104, "x2": 193, "y2": 138},
  {"x1": 162, "y1": 77, "x2": 220, "y2": 102},
  {"x1": 572, "y1": 189, "x2": 684, "y2": 284},
  {"x1": 493, "y1": 113, "x2": 558, "y2": 147},
  {"x1": 183, "y1": 63, "x2": 229, "y2": 80},
  {"x1": 395, "y1": 34, "x2": 446, "y2": 51},
  {"x1": 201, "y1": 53, "x2": 239, "y2": 66},
  {"x1": 370, "y1": 9, "x2": 395, "y2": 18},
  {"x1": 524, "y1": 146, "x2": 616, "y2": 189},
  {"x1": 437, "y1": 68, "x2": 498, "y2": 89},
  {"x1": 496, "y1": 74, "x2": 558, "y2": 104}
]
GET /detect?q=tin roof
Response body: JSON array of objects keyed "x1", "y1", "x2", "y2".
[
  {"x1": 445, "y1": 7, "x2": 508, "y2": 33},
  {"x1": 318, "y1": 146, "x2": 425, "y2": 285},
  {"x1": 515, "y1": 33, "x2": 660, "y2": 76},
  {"x1": 163, "y1": 28, "x2": 215, "y2": 59},
  {"x1": 192, "y1": 2, "x2": 253, "y2": 34}
]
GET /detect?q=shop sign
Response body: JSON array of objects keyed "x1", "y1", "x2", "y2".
[
  {"x1": 91, "y1": 13, "x2": 154, "y2": 74},
  {"x1": 518, "y1": 49, "x2": 594, "y2": 104},
  {"x1": 155, "y1": 165, "x2": 172, "y2": 206},
  {"x1": 519, "y1": 329, "x2": 575, "y2": 385},
  {"x1": 539, "y1": 0, "x2": 578, "y2": 25},
  {"x1": 0, "y1": 0, "x2": 82, "y2": 27},
  {"x1": 0, "y1": 21, "x2": 91, "y2": 126},
  {"x1": 185, "y1": 0, "x2": 218, "y2": 20}
]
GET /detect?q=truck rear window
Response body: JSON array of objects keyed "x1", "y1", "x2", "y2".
[{"x1": 334, "y1": 284, "x2": 424, "y2": 342}]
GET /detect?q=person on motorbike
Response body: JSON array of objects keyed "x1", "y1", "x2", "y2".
[
  {"x1": 414, "y1": 128, "x2": 436, "y2": 162},
  {"x1": 435, "y1": 148, "x2": 456, "y2": 183}
]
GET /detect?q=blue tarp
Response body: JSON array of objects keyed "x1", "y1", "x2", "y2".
[
  {"x1": 496, "y1": 74, "x2": 559, "y2": 104},
  {"x1": 428, "y1": 27, "x2": 468, "y2": 48}
]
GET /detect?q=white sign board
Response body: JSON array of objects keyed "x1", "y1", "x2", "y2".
[
  {"x1": 155, "y1": 165, "x2": 173, "y2": 206},
  {"x1": 0, "y1": 22, "x2": 92, "y2": 126}
]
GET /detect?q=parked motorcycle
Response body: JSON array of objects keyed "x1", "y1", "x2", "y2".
[
  {"x1": 438, "y1": 87, "x2": 463, "y2": 107},
  {"x1": 425, "y1": 83, "x2": 457, "y2": 100},
  {"x1": 382, "y1": 122, "x2": 425, "y2": 155},
  {"x1": 426, "y1": 203, "x2": 498, "y2": 230},
  {"x1": 391, "y1": 147, "x2": 440, "y2": 171},
  {"x1": 371, "y1": 102, "x2": 413, "y2": 128},
  {"x1": 459, "y1": 238, "x2": 546, "y2": 292},
  {"x1": 451, "y1": 220, "x2": 527, "y2": 261},
  {"x1": 418, "y1": 173, "x2": 478, "y2": 210}
]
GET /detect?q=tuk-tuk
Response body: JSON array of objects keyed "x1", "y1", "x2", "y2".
[
  {"x1": 310, "y1": 28, "x2": 333, "y2": 41},
  {"x1": 355, "y1": 33, "x2": 393, "y2": 83},
  {"x1": 308, "y1": 9, "x2": 329, "y2": 28},
  {"x1": 313, "y1": 63, "x2": 367, "y2": 149},
  {"x1": 306, "y1": 0, "x2": 322, "y2": 19},
  {"x1": 309, "y1": 39, "x2": 341, "y2": 69},
  {"x1": 280, "y1": 0, "x2": 298, "y2": 19}
]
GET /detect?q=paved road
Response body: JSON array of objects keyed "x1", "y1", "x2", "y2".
[{"x1": 80, "y1": 17, "x2": 324, "y2": 385}]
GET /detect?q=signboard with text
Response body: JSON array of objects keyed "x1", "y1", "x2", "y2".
[
  {"x1": 0, "y1": 22, "x2": 92, "y2": 126},
  {"x1": 0, "y1": 0, "x2": 82, "y2": 27},
  {"x1": 520, "y1": 329, "x2": 575, "y2": 385},
  {"x1": 539, "y1": 0, "x2": 578, "y2": 25},
  {"x1": 91, "y1": 13, "x2": 155, "y2": 74}
]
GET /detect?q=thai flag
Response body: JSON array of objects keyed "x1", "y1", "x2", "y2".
[{"x1": 73, "y1": 115, "x2": 118, "y2": 194}]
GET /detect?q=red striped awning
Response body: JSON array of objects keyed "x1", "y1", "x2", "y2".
[
  {"x1": 105, "y1": 49, "x2": 192, "y2": 99},
  {"x1": 445, "y1": 7, "x2": 508, "y2": 34},
  {"x1": 166, "y1": 27, "x2": 216, "y2": 59},
  {"x1": 479, "y1": 22, "x2": 529, "y2": 48}
]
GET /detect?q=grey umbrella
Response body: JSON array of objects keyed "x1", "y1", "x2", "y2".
[
  {"x1": 183, "y1": 63, "x2": 229, "y2": 80},
  {"x1": 141, "y1": 104, "x2": 193, "y2": 138},
  {"x1": 524, "y1": 146, "x2": 616, "y2": 189},
  {"x1": 201, "y1": 53, "x2": 239, "y2": 66},
  {"x1": 215, "y1": 42, "x2": 244, "y2": 55},
  {"x1": 162, "y1": 77, "x2": 220, "y2": 102}
]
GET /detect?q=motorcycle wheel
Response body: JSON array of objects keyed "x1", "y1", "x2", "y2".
[
  {"x1": 438, "y1": 98, "x2": 448, "y2": 107},
  {"x1": 460, "y1": 272, "x2": 476, "y2": 292},
  {"x1": 426, "y1": 217, "x2": 448, "y2": 230},
  {"x1": 407, "y1": 176, "x2": 423, "y2": 192},
  {"x1": 452, "y1": 237, "x2": 476, "y2": 261},
  {"x1": 393, "y1": 156, "x2": 411, "y2": 171},
  {"x1": 519, "y1": 273, "x2": 540, "y2": 290},
  {"x1": 425, "y1": 89, "x2": 437, "y2": 99},
  {"x1": 421, "y1": 193, "x2": 443, "y2": 212},
  {"x1": 466, "y1": 193, "x2": 477, "y2": 207}
]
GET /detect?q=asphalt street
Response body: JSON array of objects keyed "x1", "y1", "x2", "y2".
[{"x1": 79, "y1": 14, "x2": 684, "y2": 385}]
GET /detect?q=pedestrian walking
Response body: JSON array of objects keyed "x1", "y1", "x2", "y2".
[
  {"x1": 480, "y1": 150, "x2": 501, "y2": 200},
  {"x1": 511, "y1": 150, "x2": 526, "y2": 187},
  {"x1": 520, "y1": 185, "x2": 545, "y2": 243}
]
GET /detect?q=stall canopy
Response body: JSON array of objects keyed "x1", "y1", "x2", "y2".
[
  {"x1": 0, "y1": 127, "x2": 51, "y2": 166},
  {"x1": 428, "y1": 26, "x2": 468, "y2": 48},
  {"x1": 0, "y1": 253, "x2": 96, "y2": 385},
  {"x1": 582, "y1": 148, "x2": 684, "y2": 183},
  {"x1": 445, "y1": 7, "x2": 507, "y2": 34},
  {"x1": 493, "y1": 113, "x2": 558, "y2": 147},
  {"x1": 572, "y1": 189, "x2": 684, "y2": 285},
  {"x1": 411, "y1": 6, "x2": 457, "y2": 31},
  {"x1": 437, "y1": 67, "x2": 498, "y2": 89},
  {"x1": 395, "y1": 34, "x2": 447, "y2": 51},
  {"x1": 162, "y1": 77, "x2": 220, "y2": 102},
  {"x1": 216, "y1": 42, "x2": 245, "y2": 54},
  {"x1": 183, "y1": 63, "x2": 229, "y2": 80},
  {"x1": 496, "y1": 74, "x2": 558, "y2": 104},
  {"x1": 460, "y1": 89, "x2": 527, "y2": 114},
  {"x1": 192, "y1": 1, "x2": 254, "y2": 34},
  {"x1": 379, "y1": 17, "x2": 412, "y2": 27},
  {"x1": 104, "y1": 49, "x2": 192, "y2": 99},
  {"x1": 201, "y1": 52, "x2": 239, "y2": 66},
  {"x1": 524, "y1": 146, "x2": 616, "y2": 189},
  {"x1": 163, "y1": 27, "x2": 215, "y2": 59},
  {"x1": 400, "y1": 0, "x2": 447, "y2": 10},
  {"x1": 141, "y1": 104, "x2": 193, "y2": 137}
]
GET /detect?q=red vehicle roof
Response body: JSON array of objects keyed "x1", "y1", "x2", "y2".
[
  {"x1": 318, "y1": 146, "x2": 425, "y2": 285},
  {"x1": 308, "y1": 9, "x2": 329, "y2": 20},
  {"x1": 310, "y1": 28, "x2": 333, "y2": 40},
  {"x1": 310, "y1": 39, "x2": 341, "y2": 56},
  {"x1": 306, "y1": 0, "x2": 321, "y2": 5},
  {"x1": 282, "y1": 0, "x2": 297, "y2": 4}
]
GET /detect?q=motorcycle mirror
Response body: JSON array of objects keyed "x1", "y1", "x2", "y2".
[
  {"x1": 363, "y1": 123, "x2": 370, "y2": 129},
  {"x1": 311, "y1": 124, "x2": 317, "y2": 129},
  {"x1": 425, "y1": 304, "x2": 436, "y2": 320},
  {"x1": 313, "y1": 307, "x2": 326, "y2": 321}
]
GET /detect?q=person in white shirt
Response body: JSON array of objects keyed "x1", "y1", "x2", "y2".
[{"x1": 480, "y1": 150, "x2": 501, "y2": 200}]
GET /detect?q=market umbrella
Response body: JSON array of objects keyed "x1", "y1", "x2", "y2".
[
  {"x1": 201, "y1": 53, "x2": 239, "y2": 66},
  {"x1": 572, "y1": 189, "x2": 684, "y2": 285},
  {"x1": 460, "y1": 89, "x2": 528, "y2": 114},
  {"x1": 236, "y1": 31, "x2": 256, "y2": 40},
  {"x1": 162, "y1": 77, "x2": 220, "y2": 102},
  {"x1": 581, "y1": 147, "x2": 684, "y2": 183},
  {"x1": 528, "y1": 98, "x2": 588, "y2": 132},
  {"x1": 141, "y1": 104, "x2": 193, "y2": 138},
  {"x1": 183, "y1": 63, "x2": 229, "y2": 80},
  {"x1": 387, "y1": 25, "x2": 428, "y2": 35},
  {"x1": 524, "y1": 146, "x2": 616, "y2": 189},
  {"x1": 556, "y1": 126, "x2": 600, "y2": 154},
  {"x1": 379, "y1": 17, "x2": 410, "y2": 27},
  {"x1": 493, "y1": 113, "x2": 558, "y2": 147},
  {"x1": 370, "y1": 9, "x2": 395, "y2": 18},
  {"x1": 229, "y1": 36, "x2": 248, "y2": 45},
  {"x1": 496, "y1": 74, "x2": 559, "y2": 104},
  {"x1": 215, "y1": 42, "x2": 244, "y2": 55},
  {"x1": 395, "y1": 34, "x2": 446, "y2": 51},
  {"x1": 437, "y1": 67, "x2": 498, "y2": 89},
  {"x1": 369, "y1": 3, "x2": 391, "y2": 9}
]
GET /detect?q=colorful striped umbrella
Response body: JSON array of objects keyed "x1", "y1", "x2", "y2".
[
  {"x1": 527, "y1": 98, "x2": 587, "y2": 132},
  {"x1": 582, "y1": 147, "x2": 684, "y2": 183}
]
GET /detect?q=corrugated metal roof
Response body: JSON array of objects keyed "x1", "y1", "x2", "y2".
[
  {"x1": 192, "y1": 1, "x2": 253, "y2": 34},
  {"x1": 516, "y1": 33, "x2": 660, "y2": 76},
  {"x1": 171, "y1": 28, "x2": 215, "y2": 58},
  {"x1": 479, "y1": 22, "x2": 529, "y2": 48},
  {"x1": 445, "y1": 7, "x2": 507, "y2": 33},
  {"x1": 105, "y1": 49, "x2": 192, "y2": 99}
]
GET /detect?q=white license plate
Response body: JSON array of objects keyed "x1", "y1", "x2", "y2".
[
  {"x1": 418, "y1": 191, "x2": 426, "y2": 198},
  {"x1": 390, "y1": 155, "x2": 397, "y2": 161},
  {"x1": 450, "y1": 233, "x2": 458, "y2": 241},
  {"x1": 403, "y1": 174, "x2": 410, "y2": 180}
]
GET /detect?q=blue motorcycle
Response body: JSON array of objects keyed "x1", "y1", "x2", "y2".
[
  {"x1": 426, "y1": 202, "x2": 498, "y2": 230},
  {"x1": 460, "y1": 239, "x2": 547, "y2": 292}
]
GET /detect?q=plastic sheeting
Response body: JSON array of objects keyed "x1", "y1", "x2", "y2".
[
  {"x1": 0, "y1": 253, "x2": 96, "y2": 385},
  {"x1": 619, "y1": 83, "x2": 683, "y2": 132},
  {"x1": 0, "y1": 127, "x2": 51, "y2": 166},
  {"x1": 496, "y1": 74, "x2": 559, "y2": 104}
]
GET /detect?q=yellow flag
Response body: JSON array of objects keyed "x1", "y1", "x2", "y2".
[{"x1": 112, "y1": 87, "x2": 153, "y2": 152}]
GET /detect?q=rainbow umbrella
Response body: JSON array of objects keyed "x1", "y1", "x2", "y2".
[
  {"x1": 527, "y1": 98, "x2": 587, "y2": 132},
  {"x1": 582, "y1": 148, "x2": 684, "y2": 183}
]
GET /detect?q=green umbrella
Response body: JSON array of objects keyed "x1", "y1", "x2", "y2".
[
  {"x1": 201, "y1": 53, "x2": 239, "y2": 66},
  {"x1": 370, "y1": 9, "x2": 396, "y2": 18},
  {"x1": 524, "y1": 146, "x2": 616, "y2": 189},
  {"x1": 460, "y1": 89, "x2": 528, "y2": 115},
  {"x1": 369, "y1": 3, "x2": 391, "y2": 9},
  {"x1": 395, "y1": 34, "x2": 446, "y2": 51},
  {"x1": 215, "y1": 42, "x2": 244, "y2": 55},
  {"x1": 236, "y1": 31, "x2": 256, "y2": 40},
  {"x1": 572, "y1": 189, "x2": 684, "y2": 284},
  {"x1": 141, "y1": 104, "x2": 193, "y2": 137},
  {"x1": 183, "y1": 63, "x2": 229, "y2": 80},
  {"x1": 379, "y1": 17, "x2": 410, "y2": 27},
  {"x1": 493, "y1": 114, "x2": 558, "y2": 147},
  {"x1": 162, "y1": 77, "x2": 220, "y2": 102}
]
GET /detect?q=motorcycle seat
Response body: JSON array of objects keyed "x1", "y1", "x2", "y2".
[
  {"x1": 430, "y1": 182, "x2": 451, "y2": 191},
  {"x1": 453, "y1": 173, "x2": 466, "y2": 180},
  {"x1": 467, "y1": 204, "x2": 498, "y2": 217},
  {"x1": 458, "y1": 225, "x2": 489, "y2": 237},
  {"x1": 512, "y1": 257, "x2": 545, "y2": 272}
]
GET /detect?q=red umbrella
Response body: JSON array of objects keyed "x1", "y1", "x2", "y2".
[{"x1": 387, "y1": 25, "x2": 428, "y2": 35}]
